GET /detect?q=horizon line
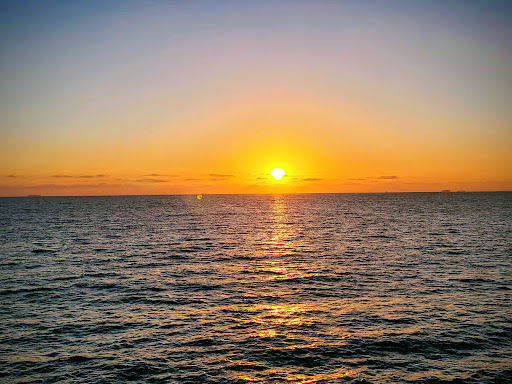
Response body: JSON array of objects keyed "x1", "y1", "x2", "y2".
[{"x1": 1, "y1": 190, "x2": 511, "y2": 198}]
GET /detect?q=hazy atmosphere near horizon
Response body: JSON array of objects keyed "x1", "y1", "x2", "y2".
[{"x1": 1, "y1": 0, "x2": 511, "y2": 196}]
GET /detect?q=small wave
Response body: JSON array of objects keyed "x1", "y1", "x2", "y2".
[
  {"x1": 445, "y1": 249, "x2": 465, "y2": 255},
  {"x1": 368, "y1": 235, "x2": 395, "y2": 239},
  {"x1": 142, "y1": 286, "x2": 167, "y2": 292},
  {"x1": 114, "y1": 361, "x2": 166, "y2": 381},
  {"x1": 225, "y1": 361, "x2": 268, "y2": 372},
  {"x1": 84, "y1": 272, "x2": 119, "y2": 278},
  {"x1": 451, "y1": 277, "x2": 494, "y2": 284},
  {"x1": 178, "y1": 246, "x2": 208, "y2": 253},
  {"x1": 130, "y1": 262, "x2": 165, "y2": 269},
  {"x1": 53, "y1": 275, "x2": 81, "y2": 281},
  {"x1": 31, "y1": 249, "x2": 57, "y2": 254},
  {"x1": 74, "y1": 282, "x2": 117, "y2": 289},
  {"x1": 184, "y1": 337, "x2": 217, "y2": 347},
  {"x1": 0, "y1": 286, "x2": 53, "y2": 295},
  {"x1": 179, "y1": 282, "x2": 224, "y2": 291},
  {"x1": 66, "y1": 355, "x2": 94, "y2": 363},
  {"x1": 351, "y1": 336, "x2": 488, "y2": 356},
  {"x1": 406, "y1": 368, "x2": 512, "y2": 383},
  {"x1": 119, "y1": 295, "x2": 205, "y2": 305}
]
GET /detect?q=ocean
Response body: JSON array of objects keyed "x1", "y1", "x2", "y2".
[{"x1": 0, "y1": 193, "x2": 511, "y2": 383}]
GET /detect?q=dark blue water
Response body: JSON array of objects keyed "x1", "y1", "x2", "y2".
[{"x1": 1, "y1": 193, "x2": 511, "y2": 383}]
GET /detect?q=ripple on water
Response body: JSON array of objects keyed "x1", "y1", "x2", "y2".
[{"x1": 0, "y1": 193, "x2": 511, "y2": 383}]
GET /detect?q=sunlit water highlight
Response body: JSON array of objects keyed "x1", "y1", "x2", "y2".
[{"x1": 0, "y1": 193, "x2": 511, "y2": 383}]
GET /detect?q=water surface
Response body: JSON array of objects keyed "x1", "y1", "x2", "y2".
[{"x1": 1, "y1": 193, "x2": 511, "y2": 383}]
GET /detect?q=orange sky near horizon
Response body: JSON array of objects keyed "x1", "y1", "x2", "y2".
[{"x1": 1, "y1": 1, "x2": 511, "y2": 196}]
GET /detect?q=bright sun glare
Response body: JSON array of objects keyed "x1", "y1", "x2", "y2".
[{"x1": 270, "y1": 168, "x2": 286, "y2": 180}]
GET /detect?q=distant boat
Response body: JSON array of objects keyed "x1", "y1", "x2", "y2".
[{"x1": 441, "y1": 190, "x2": 451, "y2": 193}]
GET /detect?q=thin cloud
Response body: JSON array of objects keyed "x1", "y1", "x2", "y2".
[
  {"x1": 348, "y1": 176, "x2": 398, "y2": 181},
  {"x1": 135, "y1": 178, "x2": 170, "y2": 183},
  {"x1": 143, "y1": 173, "x2": 175, "y2": 177},
  {"x1": 9, "y1": 183, "x2": 122, "y2": 188},
  {"x1": 78, "y1": 174, "x2": 108, "y2": 178},
  {"x1": 52, "y1": 174, "x2": 108, "y2": 179},
  {"x1": 209, "y1": 174, "x2": 235, "y2": 178},
  {"x1": 303, "y1": 178, "x2": 323, "y2": 181},
  {"x1": 6, "y1": 175, "x2": 17, "y2": 178}
]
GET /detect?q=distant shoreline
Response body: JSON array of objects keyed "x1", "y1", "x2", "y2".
[{"x1": 1, "y1": 191, "x2": 510, "y2": 198}]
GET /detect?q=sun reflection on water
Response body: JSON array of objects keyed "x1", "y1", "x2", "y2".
[
  {"x1": 268, "y1": 195, "x2": 290, "y2": 244},
  {"x1": 258, "y1": 196, "x2": 305, "y2": 280},
  {"x1": 233, "y1": 196, "x2": 361, "y2": 382},
  {"x1": 236, "y1": 368, "x2": 359, "y2": 383}
]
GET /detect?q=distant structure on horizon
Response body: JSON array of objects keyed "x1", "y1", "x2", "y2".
[{"x1": 441, "y1": 190, "x2": 451, "y2": 193}]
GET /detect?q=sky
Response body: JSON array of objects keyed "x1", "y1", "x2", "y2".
[{"x1": 1, "y1": 0, "x2": 511, "y2": 196}]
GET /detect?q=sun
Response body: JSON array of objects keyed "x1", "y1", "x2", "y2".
[{"x1": 270, "y1": 168, "x2": 285, "y2": 180}]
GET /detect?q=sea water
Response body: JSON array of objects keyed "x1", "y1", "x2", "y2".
[{"x1": 0, "y1": 193, "x2": 511, "y2": 383}]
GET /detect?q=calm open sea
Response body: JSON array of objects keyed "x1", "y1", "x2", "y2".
[{"x1": 0, "y1": 193, "x2": 511, "y2": 383}]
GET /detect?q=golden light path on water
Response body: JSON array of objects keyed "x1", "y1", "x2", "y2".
[{"x1": 234, "y1": 196, "x2": 360, "y2": 382}]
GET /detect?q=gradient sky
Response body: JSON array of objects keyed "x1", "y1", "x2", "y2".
[{"x1": 1, "y1": 0, "x2": 511, "y2": 196}]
